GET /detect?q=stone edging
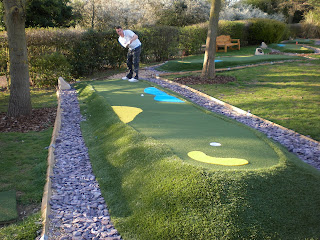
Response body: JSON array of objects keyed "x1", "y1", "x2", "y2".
[{"x1": 40, "y1": 77, "x2": 70, "y2": 240}]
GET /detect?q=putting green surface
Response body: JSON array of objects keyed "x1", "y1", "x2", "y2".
[
  {"x1": 269, "y1": 43, "x2": 315, "y2": 53},
  {"x1": 90, "y1": 79, "x2": 284, "y2": 170},
  {"x1": 157, "y1": 54, "x2": 305, "y2": 72}
]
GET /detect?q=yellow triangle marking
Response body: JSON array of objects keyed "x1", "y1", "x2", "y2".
[
  {"x1": 188, "y1": 151, "x2": 249, "y2": 166},
  {"x1": 112, "y1": 106, "x2": 143, "y2": 123}
]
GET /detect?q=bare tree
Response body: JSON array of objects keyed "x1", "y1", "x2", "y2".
[
  {"x1": 201, "y1": 0, "x2": 222, "y2": 79},
  {"x1": 3, "y1": 0, "x2": 32, "y2": 117},
  {"x1": 278, "y1": 0, "x2": 312, "y2": 24}
]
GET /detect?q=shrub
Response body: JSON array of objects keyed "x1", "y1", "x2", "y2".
[
  {"x1": 29, "y1": 52, "x2": 71, "y2": 87},
  {"x1": 288, "y1": 23, "x2": 303, "y2": 38},
  {"x1": 101, "y1": 30, "x2": 127, "y2": 69},
  {"x1": 138, "y1": 26, "x2": 180, "y2": 62},
  {"x1": 0, "y1": 48, "x2": 8, "y2": 76},
  {"x1": 301, "y1": 9, "x2": 320, "y2": 38},
  {"x1": 69, "y1": 29, "x2": 120, "y2": 77},
  {"x1": 218, "y1": 20, "x2": 248, "y2": 46},
  {"x1": 301, "y1": 23, "x2": 320, "y2": 38},
  {"x1": 247, "y1": 18, "x2": 288, "y2": 45},
  {"x1": 0, "y1": 20, "x2": 295, "y2": 84},
  {"x1": 179, "y1": 23, "x2": 208, "y2": 55}
]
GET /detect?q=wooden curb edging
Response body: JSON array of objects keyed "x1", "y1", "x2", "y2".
[{"x1": 40, "y1": 77, "x2": 70, "y2": 240}]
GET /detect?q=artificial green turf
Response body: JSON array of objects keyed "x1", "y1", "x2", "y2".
[
  {"x1": 90, "y1": 79, "x2": 283, "y2": 170},
  {"x1": 157, "y1": 54, "x2": 305, "y2": 72},
  {"x1": 269, "y1": 43, "x2": 315, "y2": 53},
  {"x1": 284, "y1": 39, "x2": 315, "y2": 45},
  {"x1": 0, "y1": 191, "x2": 18, "y2": 223},
  {"x1": 76, "y1": 82, "x2": 320, "y2": 239},
  {"x1": 175, "y1": 60, "x2": 320, "y2": 142}
]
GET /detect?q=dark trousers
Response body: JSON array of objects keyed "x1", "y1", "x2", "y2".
[{"x1": 126, "y1": 45, "x2": 141, "y2": 79}]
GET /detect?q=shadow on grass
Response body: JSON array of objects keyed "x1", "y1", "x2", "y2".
[{"x1": 76, "y1": 83, "x2": 132, "y2": 218}]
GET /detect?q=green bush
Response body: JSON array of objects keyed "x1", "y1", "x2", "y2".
[
  {"x1": 0, "y1": 48, "x2": 8, "y2": 76},
  {"x1": 301, "y1": 23, "x2": 320, "y2": 39},
  {"x1": 69, "y1": 29, "x2": 126, "y2": 77},
  {"x1": 101, "y1": 30, "x2": 127, "y2": 69},
  {"x1": 25, "y1": 27, "x2": 83, "y2": 49},
  {"x1": 69, "y1": 29, "x2": 106, "y2": 77},
  {"x1": 288, "y1": 23, "x2": 303, "y2": 38},
  {"x1": 138, "y1": 26, "x2": 180, "y2": 62},
  {"x1": 30, "y1": 52, "x2": 71, "y2": 87},
  {"x1": 179, "y1": 23, "x2": 208, "y2": 55},
  {"x1": 0, "y1": 21, "x2": 299, "y2": 83},
  {"x1": 302, "y1": 8, "x2": 320, "y2": 38},
  {"x1": 247, "y1": 18, "x2": 288, "y2": 45},
  {"x1": 218, "y1": 20, "x2": 248, "y2": 46}
]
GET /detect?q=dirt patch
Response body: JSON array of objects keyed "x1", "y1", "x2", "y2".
[
  {"x1": 0, "y1": 76, "x2": 8, "y2": 90},
  {"x1": 173, "y1": 75, "x2": 237, "y2": 85},
  {"x1": 0, "y1": 107, "x2": 57, "y2": 133}
]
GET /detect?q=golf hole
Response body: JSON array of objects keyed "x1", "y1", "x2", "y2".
[{"x1": 210, "y1": 142, "x2": 221, "y2": 147}]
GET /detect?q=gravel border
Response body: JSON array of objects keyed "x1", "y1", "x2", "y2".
[{"x1": 45, "y1": 88, "x2": 122, "y2": 240}]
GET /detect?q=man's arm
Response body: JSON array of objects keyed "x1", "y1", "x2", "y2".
[{"x1": 129, "y1": 34, "x2": 138, "y2": 44}]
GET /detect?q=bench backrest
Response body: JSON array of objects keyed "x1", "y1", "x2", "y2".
[{"x1": 216, "y1": 35, "x2": 231, "y2": 44}]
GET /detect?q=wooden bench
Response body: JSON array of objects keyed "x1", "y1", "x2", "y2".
[{"x1": 216, "y1": 35, "x2": 240, "y2": 52}]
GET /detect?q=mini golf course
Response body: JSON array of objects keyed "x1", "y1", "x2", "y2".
[
  {"x1": 156, "y1": 54, "x2": 306, "y2": 72},
  {"x1": 90, "y1": 79, "x2": 285, "y2": 170}
]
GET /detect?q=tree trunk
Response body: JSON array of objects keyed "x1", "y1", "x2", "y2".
[
  {"x1": 91, "y1": 0, "x2": 95, "y2": 29},
  {"x1": 4, "y1": 0, "x2": 32, "y2": 117},
  {"x1": 201, "y1": 0, "x2": 221, "y2": 79}
]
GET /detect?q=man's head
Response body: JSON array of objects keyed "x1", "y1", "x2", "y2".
[{"x1": 115, "y1": 26, "x2": 124, "y2": 37}]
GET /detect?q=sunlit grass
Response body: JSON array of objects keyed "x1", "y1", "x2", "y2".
[
  {"x1": 0, "y1": 87, "x2": 57, "y2": 113},
  {"x1": 0, "y1": 212, "x2": 42, "y2": 240}
]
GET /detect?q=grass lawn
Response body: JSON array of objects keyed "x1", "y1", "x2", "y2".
[
  {"x1": 0, "y1": 191, "x2": 17, "y2": 223},
  {"x1": 0, "y1": 88, "x2": 56, "y2": 239},
  {"x1": 165, "y1": 59, "x2": 320, "y2": 142},
  {"x1": 0, "y1": 88, "x2": 57, "y2": 112},
  {"x1": 76, "y1": 82, "x2": 320, "y2": 239}
]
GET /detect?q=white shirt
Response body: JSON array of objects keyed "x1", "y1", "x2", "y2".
[{"x1": 118, "y1": 30, "x2": 141, "y2": 50}]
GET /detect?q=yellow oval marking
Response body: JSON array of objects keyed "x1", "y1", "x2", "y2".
[
  {"x1": 188, "y1": 151, "x2": 249, "y2": 166},
  {"x1": 112, "y1": 106, "x2": 143, "y2": 123}
]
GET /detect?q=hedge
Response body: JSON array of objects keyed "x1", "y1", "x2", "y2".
[{"x1": 0, "y1": 19, "x2": 295, "y2": 87}]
